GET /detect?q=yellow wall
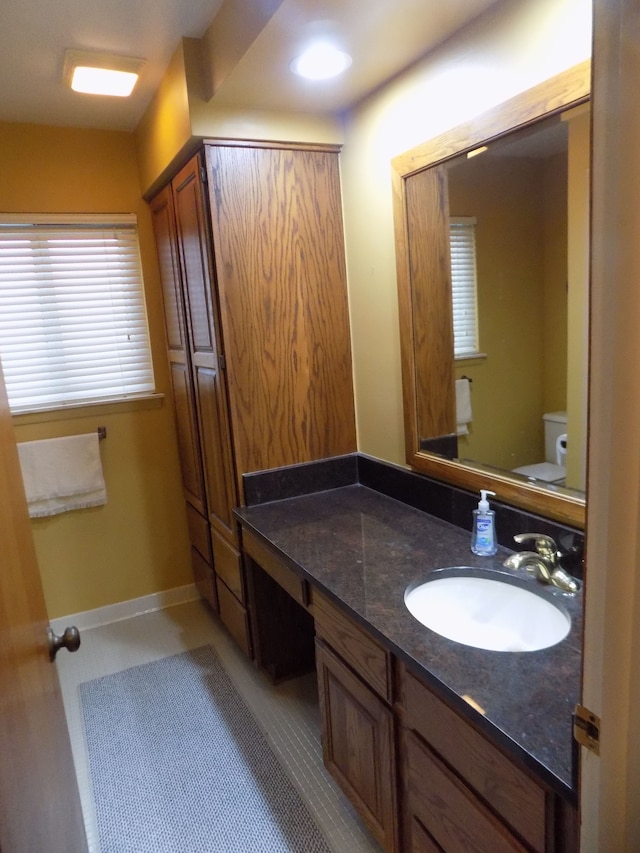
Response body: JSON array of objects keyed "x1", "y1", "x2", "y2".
[
  {"x1": 448, "y1": 156, "x2": 552, "y2": 470},
  {"x1": 340, "y1": 0, "x2": 592, "y2": 466},
  {"x1": 0, "y1": 122, "x2": 192, "y2": 618},
  {"x1": 134, "y1": 41, "x2": 195, "y2": 199},
  {"x1": 135, "y1": 39, "x2": 344, "y2": 199}
]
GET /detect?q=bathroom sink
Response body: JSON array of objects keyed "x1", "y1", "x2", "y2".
[{"x1": 404, "y1": 569, "x2": 571, "y2": 652}]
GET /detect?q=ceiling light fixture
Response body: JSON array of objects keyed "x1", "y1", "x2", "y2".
[
  {"x1": 63, "y1": 50, "x2": 145, "y2": 97},
  {"x1": 290, "y1": 42, "x2": 352, "y2": 81}
]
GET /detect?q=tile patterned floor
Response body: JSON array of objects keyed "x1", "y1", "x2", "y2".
[{"x1": 56, "y1": 598, "x2": 383, "y2": 853}]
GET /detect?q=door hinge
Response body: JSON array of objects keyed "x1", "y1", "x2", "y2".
[
  {"x1": 200, "y1": 164, "x2": 207, "y2": 185},
  {"x1": 218, "y1": 353, "x2": 226, "y2": 371},
  {"x1": 574, "y1": 704, "x2": 600, "y2": 755}
]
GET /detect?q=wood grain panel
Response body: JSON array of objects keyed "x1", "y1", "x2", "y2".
[
  {"x1": 205, "y1": 144, "x2": 356, "y2": 489},
  {"x1": 186, "y1": 503, "x2": 212, "y2": 564},
  {"x1": 403, "y1": 668, "x2": 546, "y2": 852},
  {"x1": 217, "y1": 577, "x2": 252, "y2": 657},
  {"x1": 151, "y1": 184, "x2": 207, "y2": 515},
  {"x1": 243, "y1": 529, "x2": 308, "y2": 607},
  {"x1": 150, "y1": 185, "x2": 185, "y2": 352},
  {"x1": 193, "y1": 363, "x2": 237, "y2": 540},
  {"x1": 191, "y1": 547, "x2": 218, "y2": 612},
  {"x1": 316, "y1": 641, "x2": 399, "y2": 852},
  {"x1": 171, "y1": 155, "x2": 239, "y2": 545},
  {"x1": 411, "y1": 818, "x2": 445, "y2": 853},
  {"x1": 405, "y1": 731, "x2": 529, "y2": 853},
  {"x1": 170, "y1": 361, "x2": 207, "y2": 513},
  {"x1": 211, "y1": 527, "x2": 244, "y2": 601},
  {"x1": 405, "y1": 166, "x2": 456, "y2": 440},
  {"x1": 173, "y1": 160, "x2": 216, "y2": 356},
  {"x1": 313, "y1": 590, "x2": 392, "y2": 702}
]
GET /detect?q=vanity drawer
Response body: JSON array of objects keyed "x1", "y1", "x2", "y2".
[
  {"x1": 186, "y1": 503, "x2": 212, "y2": 564},
  {"x1": 191, "y1": 547, "x2": 217, "y2": 612},
  {"x1": 403, "y1": 668, "x2": 546, "y2": 853},
  {"x1": 211, "y1": 527, "x2": 245, "y2": 602},
  {"x1": 217, "y1": 577, "x2": 252, "y2": 658},
  {"x1": 313, "y1": 590, "x2": 392, "y2": 703},
  {"x1": 242, "y1": 529, "x2": 309, "y2": 608},
  {"x1": 405, "y1": 730, "x2": 528, "y2": 853}
]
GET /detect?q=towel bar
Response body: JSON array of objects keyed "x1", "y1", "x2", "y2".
[{"x1": 97, "y1": 426, "x2": 107, "y2": 440}]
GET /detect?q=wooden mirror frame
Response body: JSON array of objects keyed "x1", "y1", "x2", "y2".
[{"x1": 392, "y1": 61, "x2": 591, "y2": 529}]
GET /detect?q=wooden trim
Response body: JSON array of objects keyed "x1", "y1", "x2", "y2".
[
  {"x1": 392, "y1": 61, "x2": 591, "y2": 529},
  {"x1": 202, "y1": 138, "x2": 342, "y2": 153},
  {"x1": 392, "y1": 60, "x2": 591, "y2": 179}
]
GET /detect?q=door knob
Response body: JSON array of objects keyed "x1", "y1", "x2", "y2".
[{"x1": 47, "y1": 626, "x2": 81, "y2": 661}]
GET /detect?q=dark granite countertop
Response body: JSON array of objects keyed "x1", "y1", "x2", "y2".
[{"x1": 235, "y1": 483, "x2": 582, "y2": 800}]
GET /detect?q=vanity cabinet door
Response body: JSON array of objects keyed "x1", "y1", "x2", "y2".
[{"x1": 315, "y1": 640, "x2": 399, "y2": 853}]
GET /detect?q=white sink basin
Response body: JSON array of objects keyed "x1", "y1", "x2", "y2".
[{"x1": 405, "y1": 571, "x2": 571, "y2": 652}]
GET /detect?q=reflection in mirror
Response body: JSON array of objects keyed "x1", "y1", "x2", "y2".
[
  {"x1": 392, "y1": 62, "x2": 590, "y2": 527},
  {"x1": 445, "y1": 109, "x2": 588, "y2": 494}
]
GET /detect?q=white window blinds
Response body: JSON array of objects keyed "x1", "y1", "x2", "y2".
[
  {"x1": 0, "y1": 215, "x2": 155, "y2": 413},
  {"x1": 449, "y1": 216, "x2": 479, "y2": 358}
]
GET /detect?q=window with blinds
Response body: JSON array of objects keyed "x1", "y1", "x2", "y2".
[
  {"x1": 449, "y1": 216, "x2": 480, "y2": 358},
  {"x1": 0, "y1": 214, "x2": 155, "y2": 413}
]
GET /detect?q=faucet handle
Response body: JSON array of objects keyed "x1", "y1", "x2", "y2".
[{"x1": 513, "y1": 533, "x2": 558, "y2": 563}]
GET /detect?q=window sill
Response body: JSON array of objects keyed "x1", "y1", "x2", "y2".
[
  {"x1": 12, "y1": 393, "x2": 165, "y2": 426},
  {"x1": 454, "y1": 352, "x2": 487, "y2": 364}
]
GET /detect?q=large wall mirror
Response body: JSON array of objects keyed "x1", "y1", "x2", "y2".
[{"x1": 392, "y1": 62, "x2": 590, "y2": 528}]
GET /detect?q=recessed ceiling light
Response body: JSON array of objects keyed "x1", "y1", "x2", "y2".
[
  {"x1": 290, "y1": 42, "x2": 352, "y2": 81},
  {"x1": 63, "y1": 50, "x2": 145, "y2": 97}
]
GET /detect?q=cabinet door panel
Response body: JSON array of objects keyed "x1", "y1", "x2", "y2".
[
  {"x1": 172, "y1": 156, "x2": 238, "y2": 542},
  {"x1": 170, "y1": 361, "x2": 207, "y2": 513},
  {"x1": 151, "y1": 185, "x2": 207, "y2": 515},
  {"x1": 150, "y1": 186, "x2": 185, "y2": 352},
  {"x1": 206, "y1": 144, "x2": 357, "y2": 481},
  {"x1": 193, "y1": 362, "x2": 237, "y2": 540},
  {"x1": 173, "y1": 163, "x2": 217, "y2": 356},
  {"x1": 316, "y1": 640, "x2": 398, "y2": 852}
]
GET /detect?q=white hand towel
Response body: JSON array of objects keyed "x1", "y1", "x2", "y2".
[
  {"x1": 17, "y1": 433, "x2": 107, "y2": 518},
  {"x1": 455, "y1": 378, "x2": 473, "y2": 436}
]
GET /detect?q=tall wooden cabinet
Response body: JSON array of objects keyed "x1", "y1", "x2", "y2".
[{"x1": 151, "y1": 141, "x2": 356, "y2": 655}]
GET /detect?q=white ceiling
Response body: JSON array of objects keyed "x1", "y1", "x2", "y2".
[{"x1": 0, "y1": 0, "x2": 502, "y2": 132}]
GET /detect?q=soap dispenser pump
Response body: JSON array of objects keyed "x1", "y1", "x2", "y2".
[{"x1": 471, "y1": 489, "x2": 497, "y2": 556}]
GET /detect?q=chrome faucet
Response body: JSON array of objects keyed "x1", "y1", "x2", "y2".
[{"x1": 503, "y1": 533, "x2": 580, "y2": 593}]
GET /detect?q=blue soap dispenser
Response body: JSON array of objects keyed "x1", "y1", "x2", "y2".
[{"x1": 471, "y1": 489, "x2": 497, "y2": 556}]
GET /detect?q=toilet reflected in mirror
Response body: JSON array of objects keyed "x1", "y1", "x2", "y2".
[{"x1": 512, "y1": 412, "x2": 567, "y2": 485}]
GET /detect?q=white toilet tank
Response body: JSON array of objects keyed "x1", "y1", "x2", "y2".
[{"x1": 543, "y1": 411, "x2": 567, "y2": 463}]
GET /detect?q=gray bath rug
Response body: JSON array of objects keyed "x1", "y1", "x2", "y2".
[{"x1": 79, "y1": 645, "x2": 332, "y2": 853}]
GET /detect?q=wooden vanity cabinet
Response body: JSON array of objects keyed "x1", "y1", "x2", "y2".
[
  {"x1": 313, "y1": 590, "x2": 399, "y2": 853},
  {"x1": 399, "y1": 666, "x2": 579, "y2": 853}
]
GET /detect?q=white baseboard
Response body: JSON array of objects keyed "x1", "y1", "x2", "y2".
[{"x1": 50, "y1": 583, "x2": 199, "y2": 634}]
